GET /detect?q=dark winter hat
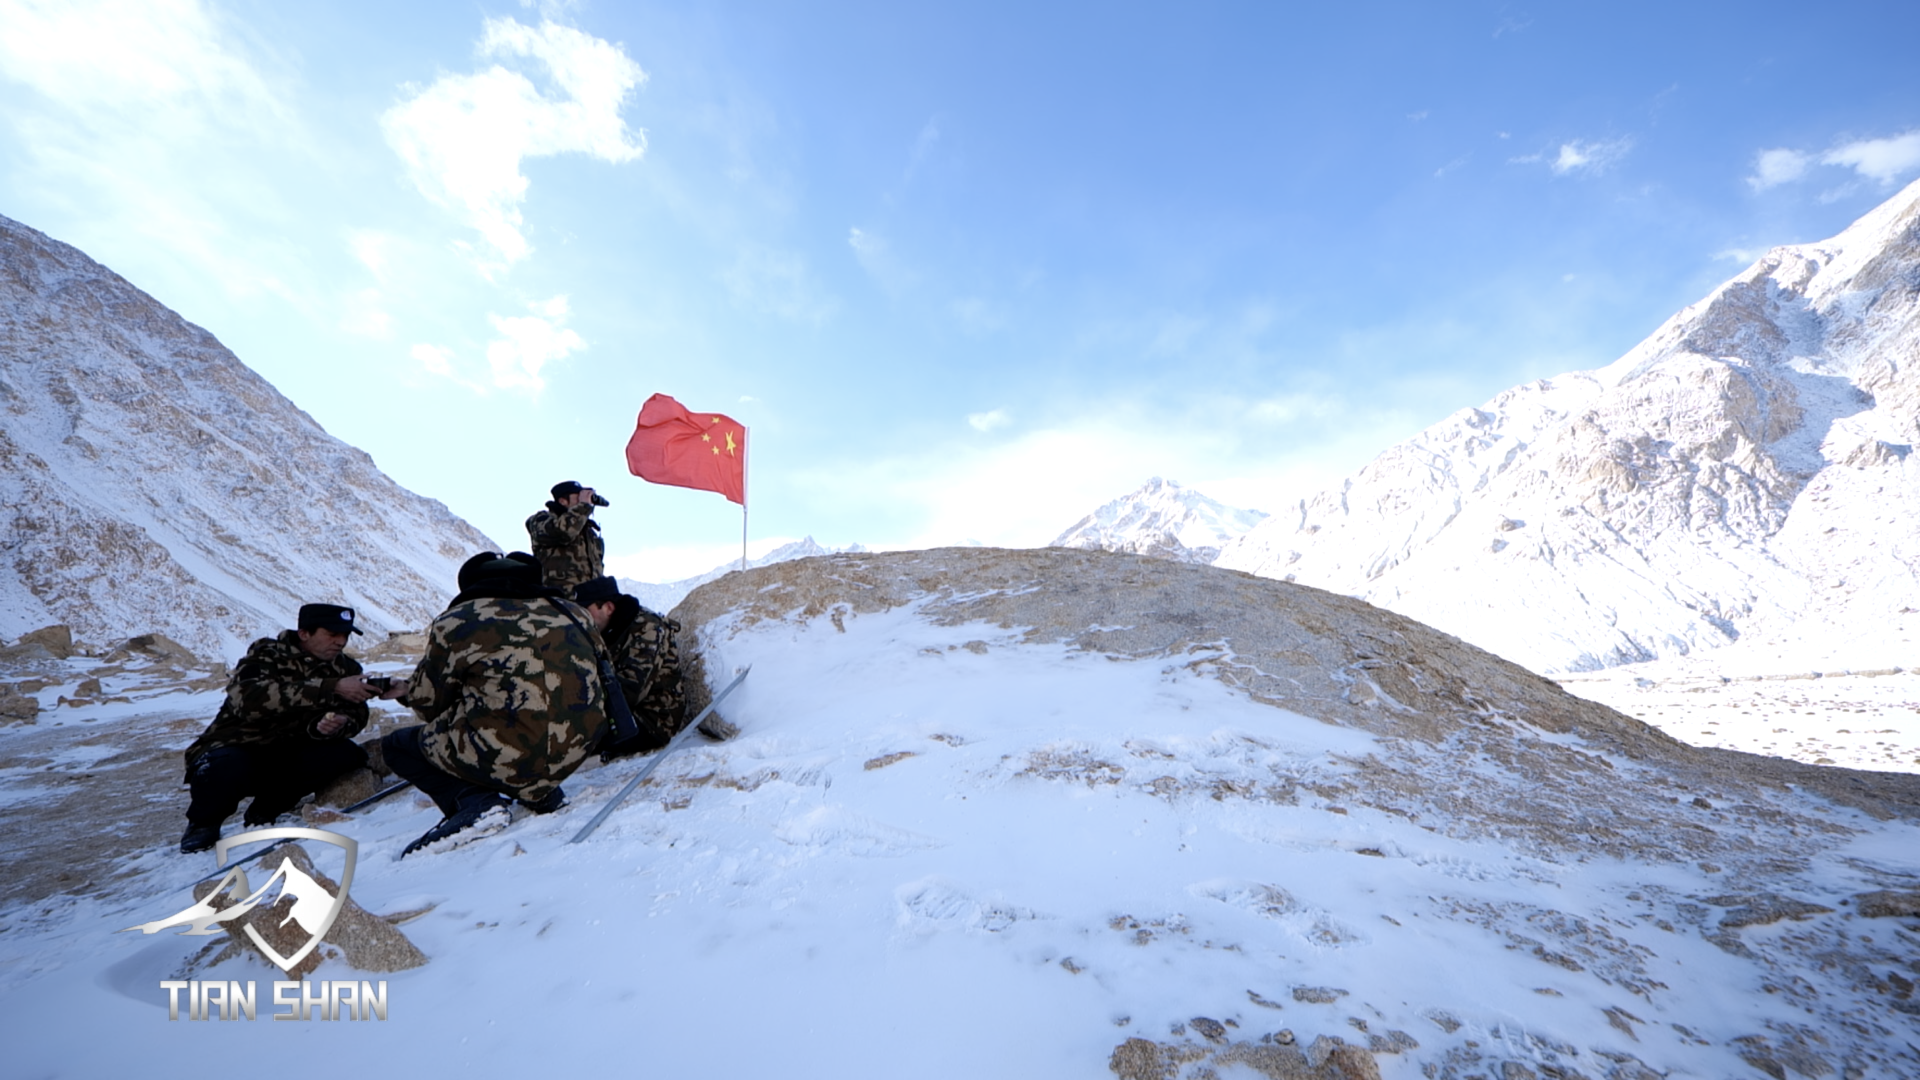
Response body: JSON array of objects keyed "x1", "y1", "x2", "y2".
[
  {"x1": 457, "y1": 551, "x2": 504, "y2": 591},
  {"x1": 470, "y1": 552, "x2": 541, "y2": 588},
  {"x1": 572, "y1": 576, "x2": 626, "y2": 607},
  {"x1": 297, "y1": 603, "x2": 363, "y2": 637},
  {"x1": 573, "y1": 576, "x2": 641, "y2": 638},
  {"x1": 551, "y1": 480, "x2": 585, "y2": 499}
]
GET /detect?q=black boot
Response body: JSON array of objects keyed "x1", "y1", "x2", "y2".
[
  {"x1": 180, "y1": 823, "x2": 220, "y2": 854},
  {"x1": 518, "y1": 787, "x2": 567, "y2": 815},
  {"x1": 401, "y1": 794, "x2": 510, "y2": 857}
]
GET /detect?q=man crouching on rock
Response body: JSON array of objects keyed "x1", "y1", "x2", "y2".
[
  {"x1": 180, "y1": 604, "x2": 386, "y2": 854},
  {"x1": 380, "y1": 552, "x2": 611, "y2": 855}
]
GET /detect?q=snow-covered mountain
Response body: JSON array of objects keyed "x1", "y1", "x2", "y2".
[
  {"x1": 1052, "y1": 477, "x2": 1268, "y2": 565},
  {"x1": 1218, "y1": 177, "x2": 1920, "y2": 675},
  {"x1": 0, "y1": 214, "x2": 497, "y2": 659},
  {"x1": 618, "y1": 535, "x2": 867, "y2": 614}
]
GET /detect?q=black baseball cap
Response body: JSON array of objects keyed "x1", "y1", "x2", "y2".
[
  {"x1": 552, "y1": 480, "x2": 585, "y2": 499},
  {"x1": 297, "y1": 603, "x2": 363, "y2": 636}
]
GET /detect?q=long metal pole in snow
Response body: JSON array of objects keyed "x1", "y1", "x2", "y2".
[
  {"x1": 568, "y1": 665, "x2": 751, "y2": 844},
  {"x1": 739, "y1": 429, "x2": 750, "y2": 573}
]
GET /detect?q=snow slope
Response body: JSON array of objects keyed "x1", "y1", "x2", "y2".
[
  {"x1": 1217, "y1": 177, "x2": 1920, "y2": 676},
  {"x1": 0, "y1": 213, "x2": 498, "y2": 659},
  {"x1": 3, "y1": 549, "x2": 1916, "y2": 1079},
  {"x1": 1053, "y1": 477, "x2": 1269, "y2": 565}
]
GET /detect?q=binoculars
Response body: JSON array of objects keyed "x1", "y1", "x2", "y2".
[{"x1": 590, "y1": 494, "x2": 610, "y2": 507}]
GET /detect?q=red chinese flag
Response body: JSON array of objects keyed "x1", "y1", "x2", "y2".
[{"x1": 624, "y1": 393, "x2": 748, "y2": 505}]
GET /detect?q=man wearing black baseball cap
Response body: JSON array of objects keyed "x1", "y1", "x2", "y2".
[
  {"x1": 526, "y1": 480, "x2": 607, "y2": 591},
  {"x1": 177, "y1": 603, "x2": 395, "y2": 853}
]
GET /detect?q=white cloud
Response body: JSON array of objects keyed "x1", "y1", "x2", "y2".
[
  {"x1": 411, "y1": 343, "x2": 457, "y2": 376},
  {"x1": 905, "y1": 119, "x2": 941, "y2": 182},
  {"x1": 485, "y1": 294, "x2": 586, "y2": 392},
  {"x1": 0, "y1": 0, "x2": 284, "y2": 122},
  {"x1": 800, "y1": 397, "x2": 1412, "y2": 551},
  {"x1": 848, "y1": 226, "x2": 912, "y2": 292},
  {"x1": 1816, "y1": 182, "x2": 1861, "y2": 205},
  {"x1": 1823, "y1": 130, "x2": 1920, "y2": 186},
  {"x1": 381, "y1": 17, "x2": 647, "y2": 275},
  {"x1": 967, "y1": 409, "x2": 1011, "y2": 432},
  {"x1": 848, "y1": 226, "x2": 885, "y2": 262},
  {"x1": 0, "y1": 0, "x2": 311, "y2": 299},
  {"x1": 1747, "y1": 148, "x2": 1812, "y2": 191},
  {"x1": 348, "y1": 229, "x2": 396, "y2": 280},
  {"x1": 1549, "y1": 137, "x2": 1632, "y2": 175},
  {"x1": 719, "y1": 247, "x2": 835, "y2": 323},
  {"x1": 1249, "y1": 393, "x2": 1341, "y2": 425}
]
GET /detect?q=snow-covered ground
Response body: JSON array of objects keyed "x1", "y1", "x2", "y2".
[
  {"x1": 1567, "y1": 666, "x2": 1920, "y2": 775},
  {"x1": 2, "y1": 550, "x2": 1917, "y2": 1079}
]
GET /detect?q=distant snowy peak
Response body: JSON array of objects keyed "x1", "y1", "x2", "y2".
[
  {"x1": 1051, "y1": 477, "x2": 1268, "y2": 565},
  {"x1": 1216, "y1": 176, "x2": 1920, "y2": 675},
  {"x1": 0, "y1": 213, "x2": 497, "y2": 659},
  {"x1": 619, "y1": 536, "x2": 868, "y2": 615}
]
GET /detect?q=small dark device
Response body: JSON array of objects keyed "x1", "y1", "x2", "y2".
[
  {"x1": 364, "y1": 675, "x2": 395, "y2": 693},
  {"x1": 589, "y1": 493, "x2": 611, "y2": 507}
]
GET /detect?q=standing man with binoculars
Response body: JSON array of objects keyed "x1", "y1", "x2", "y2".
[{"x1": 527, "y1": 480, "x2": 608, "y2": 591}]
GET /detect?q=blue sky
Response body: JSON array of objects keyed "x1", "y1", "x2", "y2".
[{"x1": 3, "y1": 1, "x2": 1918, "y2": 580}]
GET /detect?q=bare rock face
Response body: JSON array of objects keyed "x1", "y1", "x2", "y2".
[
  {"x1": 17, "y1": 625, "x2": 73, "y2": 657},
  {"x1": 0, "y1": 682, "x2": 38, "y2": 723},
  {"x1": 0, "y1": 624, "x2": 74, "y2": 662},
  {"x1": 1107, "y1": 1033, "x2": 1387, "y2": 1080},
  {"x1": 1853, "y1": 889, "x2": 1920, "y2": 918},
  {"x1": 0, "y1": 213, "x2": 497, "y2": 659},
  {"x1": 189, "y1": 842, "x2": 426, "y2": 978},
  {"x1": 105, "y1": 633, "x2": 200, "y2": 666},
  {"x1": 1215, "y1": 177, "x2": 1920, "y2": 674}
]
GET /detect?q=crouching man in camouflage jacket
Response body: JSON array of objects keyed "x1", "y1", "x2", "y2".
[
  {"x1": 179, "y1": 604, "x2": 380, "y2": 854},
  {"x1": 572, "y1": 576, "x2": 690, "y2": 756},
  {"x1": 380, "y1": 552, "x2": 611, "y2": 855}
]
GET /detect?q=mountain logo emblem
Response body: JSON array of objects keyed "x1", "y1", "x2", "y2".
[{"x1": 124, "y1": 827, "x2": 359, "y2": 975}]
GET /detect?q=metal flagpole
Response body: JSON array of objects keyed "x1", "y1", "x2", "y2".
[{"x1": 739, "y1": 427, "x2": 749, "y2": 572}]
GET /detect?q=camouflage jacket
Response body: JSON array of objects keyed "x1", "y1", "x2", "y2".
[
  {"x1": 183, "y1": 631, "x2": 369, "y2": 774},
  {"x1": 398, "y1": 595, "x2": 610, "y2": 802},
  {"x1": 608, "y1": 607, "x2": 687, "y2": 742},
  {"x1": 525, "y1": 501, "x2": 605, "y2": 592}
]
